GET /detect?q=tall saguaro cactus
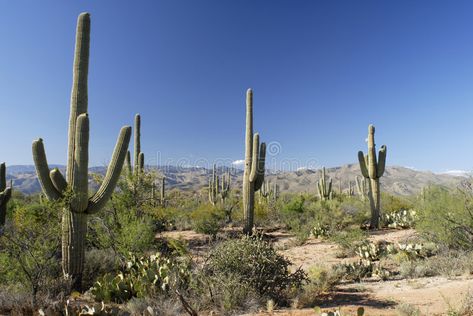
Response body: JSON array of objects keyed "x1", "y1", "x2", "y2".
[
  {"x1": 243, "y1": 89, "x2": 266, "y2": 235},
  {"x1": 32, "y1": 13, "x2": 131, "y2": 290},
  {"x1": 125, "y1": 114, "x2": 144, "y2": 175},
  {"x1": 358, "y1": 124, "x2": 387, "y2": 229},
  {"x1": 208, "y1": 164, "x2": 219, "y2": 206},
  {"x1": 317, "y1": 167, "x2": 332, "y2": 200},
  {"x1": 0, "y1": 163, "x2": 12, "y2": 227}
]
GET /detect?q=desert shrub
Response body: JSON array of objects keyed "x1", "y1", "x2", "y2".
[
  {"x1": 82, "y1": 248, "x2": 122, "y2": 290},
  {"x1": 91, "y1": 252, "x2": 191, "y2": 303},
  {"x1": 88, "y1": 206, "x2": 156, "y2": 258},
  {"x1": 396, "y1": 303, "x2": 421, "y2": 316},
  {"x1": 329, "y1": 227, "x2": 368, "y2": 257},
  {"x1": 381, "y1": 193, "x2": 414, "y2": 213},
  {"x1": 190, "y1": 204, "x2": 224, "y2": 239},
  {"x1": 0, "y1": 200, "x2": 63, "y2": 307},
  {"x1": 399, "y1": 249, "x2": 473, "y2": 279},
  {"x1": 297, "y1": 265, "x2": 341, "y2": 307},
  {"x1": 415, "y1": 186, "x2": 473, "y2": 249},
  {"x1": 333, "y1": 259, "x2": 389, "y2": 282},
  {"x1": 201, "y1": 235, "x2": 307, "y2": 306}
]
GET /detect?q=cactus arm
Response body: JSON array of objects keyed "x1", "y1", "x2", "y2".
[
  {"x1": 0, "y1": 163, "x2": 5, "y2": 190},
  {"x1": 249, "y1": 133, "x2": 260, "y2": 182},
  {"x1": 134, "y1": 114, "x2": 141, "y2": 173},
  {"x1": 87, "y1": 126, "x2": 131, "y2": 214},
  {"x1": 138, "y1": 152, "x2": 144, "y2": 171},
  {"x1": 67, "y1": 13, "x2": 90, "y2": 184},
  {"x1": 244, "y1": 89, "x2": 253, "y2": 175},
  {"x1": 124, "y1": 150, "x2": 131, "y2": 173},
  {"x1": 50, "y1": 168, "x2": 68, "y2": 193},
  {"x1": 72, "y1": 114, "x2": 90, "y2": 212},
  {"x1": 358, "y1": 151, "x2": 369, "y2": 178},
  {"x1": 32, "y1": 139, "x2": 63, "y2": 200},
  {"x1": 377, "y1": 145, "x2": 387, "y2": 178},
  {"x1": 254, "y1": 142, "x2": 266, "y2": 191},
  {"x1": 367, "y1": 125, "x2": 378, "y2": 179}
]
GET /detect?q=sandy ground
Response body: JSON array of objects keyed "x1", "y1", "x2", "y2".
[{"x1": 161, "y1": 229, "x2": 473, "y2": 315}]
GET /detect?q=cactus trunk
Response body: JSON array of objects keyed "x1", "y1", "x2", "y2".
[
  {"x1": 358, "y1": 125, "x2": 387, "y2": 229},
  {"x1": 32, "y1": 13, "x2": 131, "y2": 291},
  {"x1": 0, "y1": 163, "x2": 12, "y2": 227},
  {"x1": 243, "y1": 89, "x2": 266, "y2": 235},
  {"x1": 62, "y1": 210, "x2": 87, "y2": 289}
]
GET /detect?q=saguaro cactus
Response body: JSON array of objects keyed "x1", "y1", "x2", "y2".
[
  {"x1": 125, "y1": 114, "x2": 144, "y2": 175},
  {"x1": 260, "y1": 180, "x2": 279, "y2": 202},
  {"x1": 317, "y1": 167, "x2": 332, "y2": 200},
  {"x1": 358, "y1": 124, "x2": 387, "y2": 229},
  {"x1": 243, "y1": 89, "x2": 266, "y2": 235},
  {"x1": 209, "y1": 166, "x2": 231, "y2": 206},
  {"x1": 32, "y1": 13, "x2": 131, "y2": 290},
  {"x1": 355, "y1": 175, "x2": 368, "y2": 201},
  {"x1": 0, "y1": 163, "x2": 12, "y2": 227},
  {"x1": 151, "y1": 176, "x2": 166, "y2": 207},
  {"x1": 208, "y1": 164, "x2": 219, "y2": 206}
]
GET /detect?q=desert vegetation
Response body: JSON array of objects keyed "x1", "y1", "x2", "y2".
[{"x1": 2, "y1": 11, "x2": 473, "y2": 316}]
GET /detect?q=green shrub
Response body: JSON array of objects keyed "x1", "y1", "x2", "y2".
[
  {"x1": 190, "y1": 204, "x2": 224, "y2": 238},
  {"x1": 329, "y1": 228, "x2": 368, "y2": 257},
  {"x1": 415, "y1": 186, "x2": 473, "y2": 249},
  {"x1": 0, "y1": 201, "x2": 63, "y2": 306},
  {"x1": 202, "y1": 235, "x2": 307, "y2": 305}
]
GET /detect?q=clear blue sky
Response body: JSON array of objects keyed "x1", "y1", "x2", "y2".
[{"x1": 1, "y1": 1, "x2": 472, "y2": 172}]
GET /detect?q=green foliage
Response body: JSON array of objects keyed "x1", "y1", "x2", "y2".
[
  {"x1": 329, "y1": 228, "x2": 368, "y2": 257},
  {"x1": 190, "y1": 204, "x2": 224, "y2": 238},
  {"x1": 0, "y1": 200, "x2": 63, "y2": 304},
  {"x1": 202, "y1": 235, "x2": 307, "y2": 304},
  {"x1": 91, "y1": 252, "x2": 190, "y2": 303},
  {"x1": 381, "y1": 193, "x2": 415, "y2": 213},
  {"x1": 415, "y1": 186, "x2": 473, "y2": 249}
]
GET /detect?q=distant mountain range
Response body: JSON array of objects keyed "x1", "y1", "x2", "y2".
[{"x1": 4, "y1": 164, "x2": 470, "y2": 196}]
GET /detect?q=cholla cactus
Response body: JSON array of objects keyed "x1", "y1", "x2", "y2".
[
  {"x1": 358, "y1": 124, "x2": 387, "y2": 229},
  {"x1": 32, "y1": 13, "x2": 131, "y2": 290},
  {"x1": 0, "y1": 163, "x2": 12, "y2": 227},
  {"x1": 243, "y1": 89, "x2": 266, "y2": 234},
  {"x1": 317, "y1": 167, "x2": 332, "y2": 200},
  {"x1": 355, "y1": 176, "x2": 368, "y2": 201},
  {"x1": 124, "y1": 114, "x2": 144, "y2": 175}
]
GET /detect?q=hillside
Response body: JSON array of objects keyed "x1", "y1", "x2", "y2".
[{"x1": 5, "y1": 164, "x2": 469, "y2": 196}]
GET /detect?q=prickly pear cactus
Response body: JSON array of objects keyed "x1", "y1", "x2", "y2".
[{"x1": 32, "y1": 13, "x2": 131, "y2": 290}]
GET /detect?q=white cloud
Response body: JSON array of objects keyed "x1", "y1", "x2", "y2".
[
  {"x1": 439, "y1": 170, "x2": 472, "y2": 177},
  {"x1": 232, "y1": 160, "x2": 245, "y2": 166}
]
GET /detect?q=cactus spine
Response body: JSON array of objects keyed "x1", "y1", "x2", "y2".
[
  {"x1": 317, "y1": 167, "x2": 332, "y2": 200},
  {"x1": 32, "y1": 13, "x2": 131, "y2": 290},
  {"x1": 358, "y1": 124, "x2": 387, "y2": 229},
  {"x1": 125, "y1": 114, "x2": 144, "y2": 175},
  {"x1": 243, "y1": 89, "x2": 266, "y2": 235},
  {"x1": 0, "y1": 163, "x2": 12, "y2": 227}
]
